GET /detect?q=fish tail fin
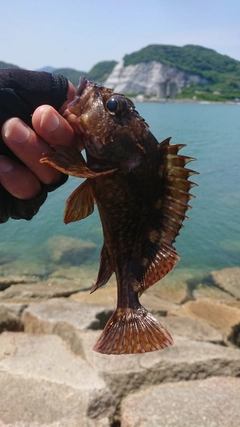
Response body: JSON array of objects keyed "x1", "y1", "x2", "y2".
[{"x1": 93, "y1": 306, "x2": 173, "y2": 355}]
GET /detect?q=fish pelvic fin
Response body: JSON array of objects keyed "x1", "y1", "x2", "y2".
[
  {"x1": 64, "y1": 180, "x2": 94, "y2": 223},
  {"x1": 40, "y1": 146, "x2": 117, "y2": 178},
  {"x1": 93, "y1": 306, "x2": 173, "y2": 355}
]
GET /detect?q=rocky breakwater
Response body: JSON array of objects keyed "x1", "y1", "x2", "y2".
[{"x1": 0, "y1": 265, "x2": 240, "y2": 427}]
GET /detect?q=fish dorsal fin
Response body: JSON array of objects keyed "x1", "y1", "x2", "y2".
[
  {"x1": 137, "y1": 137, "x2": 198, "y2": 295},
  {"x1": 64, "y1": 180, "x2": 94, "y2": 223},
  {"x1": 90, "y1": 244, "x2": 114, "y2": 293},
  {"x1": 40, "y1": 146, "x2": 117, "y2": 178}
]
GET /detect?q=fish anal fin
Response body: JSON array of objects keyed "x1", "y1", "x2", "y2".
[
  {"x1": 93, "y1": 306, "x2": 173, "y2": 354},
  {"x1": 64, "y1": 180, "x2": 94, "y2": 223},
  {"x1": 138, "y1": 243, "x2": 180, "y2": 295},
  {"x1": 90, "y1": 245, "x2": 114, "y2": 293},
  {"x1": 40, "y1": 146, "x2": 117, "y2": 178}
]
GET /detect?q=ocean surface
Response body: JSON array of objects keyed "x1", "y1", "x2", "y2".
[{"x1": 1, "y1": 102, "x2": 240, "y2": 284}]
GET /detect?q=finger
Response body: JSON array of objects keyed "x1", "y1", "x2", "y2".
[
  {"x1": 0, "y1": 155, "x2": 41, "y2": 199},
  {"x1": 32, "y1": 105, "x2": 75, "y2": 147},
  {"x1": 32, "y1": 80, "x2": 77, "y2": 146},
  {"x1": 1, "y1": 118, "x2": 62, "y2": 185}
]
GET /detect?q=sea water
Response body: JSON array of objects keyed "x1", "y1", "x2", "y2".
[{"x1": 1, "y1": 103, "x2": 239, "y2": 283}]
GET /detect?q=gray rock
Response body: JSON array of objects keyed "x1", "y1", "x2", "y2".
[
  {"x1": 79, "y1": 332, "x2": 240, "y2": 418},
  {"x1": 162, "y1": 315, "x2": 223, "y2": 344},
  {"x1": 148, "y1": 279, "x2": 190, "y2": 305},
  {"x1": 1, "y1": 305, "x2": 240, "y2": 426},
  {"x1": 21, "y1": 299, "x2": 240, "y2": 420},
  {"x1": 193, "y1": 282, "x2": 236, "y2": 302},
  {"x1": 0, "y1": 302, "x2": 28, "y2": 317},
  {"x1": 121, "y1": 376, "x2": 240, "y2": 427},
  {"x1": 0, "y1": 275, "x2": 38, "y2": 291},
  {"x1": 210, "y1": 267, "x2": 240, "y2": 299},
  {"x1": 23, "y1": 298, "x2": 112, "y2": 355},
  {"x1": 169, "y1": 298, "x2": 240, "y2": 341},
  {"x1": 0, "y1": 332, "x2": 114, "y2": 427}
]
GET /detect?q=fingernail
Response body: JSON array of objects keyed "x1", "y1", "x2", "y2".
[
  {"x1": 0, "y1": 156, "x2": 13, "y2": 172},
  {"x1": 40, "y1": 107, "x2": 60, "y2": 132},
  {"x1": 4, "y1": 119, "x2": 30, "y2": 143}
]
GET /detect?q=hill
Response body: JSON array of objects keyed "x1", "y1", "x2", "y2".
[
  {"x1": 123, "y1": 44, "x2": 240, "y2": 101},
  {"x1": 53, "y1": 61, "x2": 117, "y2": 87},
  {"x1": 87, "y1": 60, "x2": 117, "y2": 82},
  {"x1": 0, "y1": 60, "x2": 19, "y2": 69}
]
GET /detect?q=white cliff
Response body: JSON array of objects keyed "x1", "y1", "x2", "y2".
[{"x1": 104, "y1": 60, "x2": 208, "y2": 96}]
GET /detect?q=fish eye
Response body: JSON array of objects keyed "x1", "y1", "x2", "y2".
[
  {"x1": 106, "y1": 98, "x2": 119, "y2": 113},
  {"x1": 105, "y1": 95, "x2": 128, "y2": 116}
]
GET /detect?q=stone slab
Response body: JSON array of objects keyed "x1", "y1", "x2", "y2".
[
  {"x1": 22, "y1": 298, "x2": 112, "y2": 355},
  {"x1": 121, "y1": 376, "x2": 240, "y2": 427},
  {"x1": 0, "y1": 332, "x2": 114, "y2": 427},
  {"x1": 210, "y1": 267, "x2": 240, "y2": 299},
  {"x1": 0, "y1": 281, "x2": 88, "y2": 302},
  {"x1": 169, "y1": 297, "x2": 240, "y2": 339}
]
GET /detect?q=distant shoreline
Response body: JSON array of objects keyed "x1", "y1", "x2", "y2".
[{"x1": 131, "y1": 96, "x2": 240, "y2": 106}]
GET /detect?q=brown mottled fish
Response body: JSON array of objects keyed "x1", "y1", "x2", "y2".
[{"x1": 41, "y1": 77, "x2": 197, "y2": 355}]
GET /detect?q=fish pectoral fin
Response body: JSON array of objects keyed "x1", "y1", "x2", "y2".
[
  {"x1": 90, "y1": 244, "x2": 114, "y2": 293},
  {"x1": 93, "y1": 306, "x2": 173, "y2": 355},
  {"x1": 40, "y1": 146, "x2": 117, "y2": 178},
  {"x1": 64, "y1": 180, "x2": 94, "y2": 223}
]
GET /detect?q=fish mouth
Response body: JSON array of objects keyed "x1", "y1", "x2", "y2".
[
  {"x1": 67, "y1": 77, "x2": 94, "y2": 117},
  {"x1": 76, "y1": 76, "x2": 88, "y2": 97}
]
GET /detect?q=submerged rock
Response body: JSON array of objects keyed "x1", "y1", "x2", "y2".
[{"x1": 46, "y1": 235, "x2": 96, "y2": 265}]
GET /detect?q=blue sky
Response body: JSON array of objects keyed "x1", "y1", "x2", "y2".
[{"x1": 1, "y1": 0, "x2": 240, "y2": 71}]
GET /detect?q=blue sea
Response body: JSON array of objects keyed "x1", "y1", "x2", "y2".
[{"x1": 1, "y1": 102, "x2": 240, "y2": 284}]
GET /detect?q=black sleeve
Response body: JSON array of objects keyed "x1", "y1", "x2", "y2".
[{"x1": 0, "y1": 68, "x2": 69, "y2": 223}]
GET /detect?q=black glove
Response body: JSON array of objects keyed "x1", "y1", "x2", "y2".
[{"x1": 0, "y1": 68, "x2": 69, "y2": 223}]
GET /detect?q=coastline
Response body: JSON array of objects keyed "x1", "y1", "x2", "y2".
[{"x1": 131, "y1": 96, "x2": 240, "y2": 105}]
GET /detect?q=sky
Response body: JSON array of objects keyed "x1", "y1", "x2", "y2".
[{"x1": 1, "y1": 0, "x2": 240, "y2": 72}]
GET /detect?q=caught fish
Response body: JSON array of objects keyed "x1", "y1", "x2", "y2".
[{"x1": 41, "y1": 77, "x2": 197, "y2": 355}]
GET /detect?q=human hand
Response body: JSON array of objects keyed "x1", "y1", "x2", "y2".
[
  {"x1": 0, "y1": 83, "x2": 75, "y2": 200},
  {"x1": 0, "y1": 69, "x2": 78, "y2": 222}
]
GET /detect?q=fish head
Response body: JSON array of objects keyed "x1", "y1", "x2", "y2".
[{"x1": 64, "y1": 77, "x2": 150, "y2": 170}]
